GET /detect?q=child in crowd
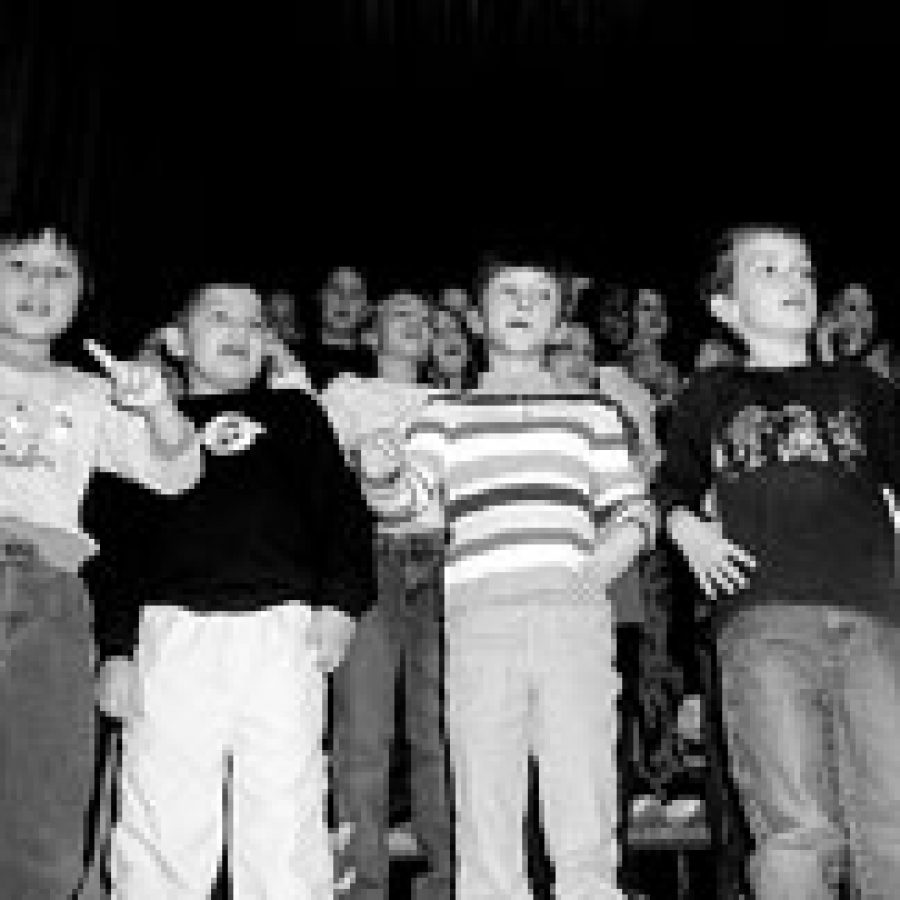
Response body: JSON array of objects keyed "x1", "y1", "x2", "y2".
[
  {"x1": 620, "y1": 288, "x2": 683, "y2": 408},
  {"x1": 817, "y1": 282, "x2": 897, "y2": 382},
  {"x1": 437, "y1": 286, "x2": 472, "y2": 315},
  {"x1": 362, "y1": 256, "x2": 656, "y2": 899},
  {"x1": 306, "y1": 266, "x2": 377, "y2": 390},
  {"x1": 98, "y1": 284, "x2": 375, "y2": 899},
  {"x1": 658, "y1": 225, "x2": 900, "y2": 898},
  {"x1": 0, "y1": 226, "x2": 202, "y2": 898},
  {"x1": 428, "y1": 302, "x2": 479, "y2": 391},
  {"x1": 321, "y1": 289, "x2": 454, "y2": 900}
]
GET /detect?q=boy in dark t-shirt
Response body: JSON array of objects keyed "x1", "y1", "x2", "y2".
[
  {"x1": 657, "y1": 225, "x2": 900, "y2": 899},
  {"x1": 98, "y1": 284, "x2": 374, "y2": 899}
]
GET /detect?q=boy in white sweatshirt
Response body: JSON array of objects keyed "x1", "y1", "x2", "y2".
[{"x1": 0, "y1": 226, "x2": 201, "y2": 898}]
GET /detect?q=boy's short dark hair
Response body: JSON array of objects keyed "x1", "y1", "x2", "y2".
[
  {"x1": 473, "y1": 249, "x2": 578, "y2": 320},
  {"x1": 0, "y1": 223, "x2": 88, "y2": 288},
  {"x1": 702, "y1": 223, "x2": 811, "y2": 302}
]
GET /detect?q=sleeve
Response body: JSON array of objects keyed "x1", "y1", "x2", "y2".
[
  {"x1": 598, "y1": 367, "x2": 661, "y2": 475},
  {"x1": 304, "y1": 397, "x2": 375, "y2": 619},
  {"x1": 587, "y1": 404, "x2": 657, "y2": 543},
  {"x1": 862, "y1": 368, "x2": 900, "y2": 494},
  {"x1": 93, "y1": 385, "x2": 203, "y2": 496},
  {"x1": 361, "y1": 402, "x2": 446, "y2": 526},
  {"x1": 653, "y1": 375, "x2": 716, "y2": 523}
]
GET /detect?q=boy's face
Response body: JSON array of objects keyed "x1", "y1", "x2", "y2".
[
  {"x1": 321, "y1": 268, "x2": 368, "y2": 335},
  {"x1": 184, "y1": 286, "x2": 267, "y2": 388},
  {"x1": 724, "y1": 232, "x2": 817, "y2": 340},
  {"x1": 0, "y1": 230, "x2": 81, "y2": 343},
  {"x1": 378, "y1": 292, "x2": 431, "y2": 362},
  {"x1": 483, "y1": 267, "x2": 562, "y2": 356},
  {"x1": 431, "y1": 309, "x2": 469, "y2": 374},
  {"x1": 634, "y1": 289, "x2": 669, "y2": 341}
]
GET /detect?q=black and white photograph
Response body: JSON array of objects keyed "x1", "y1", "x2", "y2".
[{"x1": 2, "y1": 4, "x2": 900, "y2": 898}]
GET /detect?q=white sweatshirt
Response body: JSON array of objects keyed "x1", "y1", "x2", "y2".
[{"x1": 0, "y1": 360, "x2": 203, "y2": 571}]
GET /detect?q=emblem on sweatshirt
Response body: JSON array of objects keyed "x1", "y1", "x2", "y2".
[
  {"x1": 201, "y1": 413, "x2": 267, "y2": 457},
  {"x1": 0, "y1": 396, "x2": 74, "y2": 469}
]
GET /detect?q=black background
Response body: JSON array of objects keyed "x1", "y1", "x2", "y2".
[{"x1": 2, "y1": 3, "x2": 899, "y2": 358}]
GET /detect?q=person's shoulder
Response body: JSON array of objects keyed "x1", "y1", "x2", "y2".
[{"x1": 54, "y1": 364, "x2": 113, "y2": 407}]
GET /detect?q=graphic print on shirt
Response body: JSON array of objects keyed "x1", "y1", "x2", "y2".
[
  {"x1": 200, "y1": 412, "x2": 267, "y2": 457},
  {"x1": 711, "y1": 403, "x2": 866, "y2": 479},
  {"x1": 0, "y1": 394, "x2": 75, "y2": 470}
]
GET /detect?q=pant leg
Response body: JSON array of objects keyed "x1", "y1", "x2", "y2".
[
  {"x1": 331, "y1": 536, "x2": 401, "y2": 900},
  {"x1": 531, "y1": 600, "x2": 624, "y2": 900},
  {"x1": 444, "y1": 598, "x2": 532, "y2": 900},
  {"x1": 0, "y1": 572, "x2": 96, "y2": 899},
  {"x1": 404, "y1": 533, "x2": 454, "y2": 900},
  {"x1": 717, "y1": 606, "x2": 842, "y2": 900},
  {"x1": 229, "y1": 605, "x2": 333, "y2": 900},
  {"x1": 110, "y1": 607, "x2": 229, "y2": 899},
  {"x1": 830, "y1": 612, "x2": 900, "y2": 899}
]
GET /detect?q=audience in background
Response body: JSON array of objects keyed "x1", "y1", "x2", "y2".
[
  {"x1": 305, "y1": 267, "x2": 377, "y2": 391},
  {"x1": 818, "y1": 282, "x2": 898, "y2": 382}
]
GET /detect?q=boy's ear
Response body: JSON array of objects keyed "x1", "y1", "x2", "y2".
[
  {"x1": 708, "y1": 291, "x2": 735, "y2": 329},
  {"x1": 466, "y1": 307, "x2": 485, "y2": 336},
  {"x1": 160, "y1": 324, "x2": 187, "y2": 359}
]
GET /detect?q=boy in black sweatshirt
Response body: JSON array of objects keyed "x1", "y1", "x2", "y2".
[
  {"x1": 95, "y1": 284, "x2": 374, "y2": 899},
  {"x1": 657, "y1": 225, "x2": 900, "y2": 899}
]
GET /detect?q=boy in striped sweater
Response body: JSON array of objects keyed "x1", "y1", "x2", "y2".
[{"x1": 363, "y1": 257, "x2": 655, "y2": 899}]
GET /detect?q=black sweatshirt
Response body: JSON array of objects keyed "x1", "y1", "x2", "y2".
[
  {"x1": 656, "y1": 361, "x2": 900, "y2": 631},
  {"x1": 90, "y1": 383, "x2": 375, "y2": 659}
]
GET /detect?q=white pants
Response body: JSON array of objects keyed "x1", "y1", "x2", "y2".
[
  {"x1": 445, "y1": 585, "x2": 623, "y2": 900},
  {"x1": 111, "y1": 604, "x2": 333, "y2": 900}
]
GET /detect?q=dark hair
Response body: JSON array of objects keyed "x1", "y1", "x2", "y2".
[
  {"x1": 473, "y1": 249, "x2": 578, "y2": 320},
  {"x1": 702, "y1": 223, "x2": 811, "y2": 303},
  {"x1": 0, "y1": 223, "x2": 91, "y2": 299}
]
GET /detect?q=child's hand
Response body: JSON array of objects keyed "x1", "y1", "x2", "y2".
[
  {"x1": 96, "y1": 655, "x2": 142, "y2": 721},
  {"x1": 309, "y1": 608, "x2": 356, "y2": 674},
  {"x1": 668, "y1": 509, "x2": 756, "y2": 600},
  {"x1": 580, "y1": 518, "x2": 649, "y2": 591},
  {"x1": 86, "y1": 340, "x2": 171, "y2": 414},
  {"x1": 356, "y1": 429, "x2": 405, "y2": 485}
]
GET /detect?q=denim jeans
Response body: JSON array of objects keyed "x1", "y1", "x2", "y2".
[
  {"x1": 1, "y1": 550, "x2": 97, "y2": 899},
  {"x1": 718, "y1": 604, "x2": 900, "y2": 900},
  {"x1": 331, "y1": 530, "x2": 453, "y2": 900}
]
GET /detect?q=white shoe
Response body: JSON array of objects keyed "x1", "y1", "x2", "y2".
[{"x1": 388, "y1": 823, "x2": 421, "y2": 858}]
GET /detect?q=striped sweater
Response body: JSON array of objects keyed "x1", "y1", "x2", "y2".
[{"x1": 371, "y1": 375, "x2": 655, "y2": 595}]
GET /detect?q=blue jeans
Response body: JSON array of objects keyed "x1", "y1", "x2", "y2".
[
  {"x1": 331, "y1": 530, "x2": 453, "y2": 900},
  {"x1": 1, "y1": 550, "x2": 98, "y2": 899},
  {"x1": 718, "y1": 604, "x2": 900, "y2": 899}
]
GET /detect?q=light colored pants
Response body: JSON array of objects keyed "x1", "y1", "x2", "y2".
[
  {"x1": 111, "y1": 603, "x2": 333, "y2": 899},
  {"x1": 445, "y1": 583, "x2": 623, "y2": 900},
  {"x1": 719, "y1": 605, "x2": 900, "y2": 900}
]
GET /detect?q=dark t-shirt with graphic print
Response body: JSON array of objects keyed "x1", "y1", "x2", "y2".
[
  {"x1": 91, "y1": 382, "x2": 375, "y2": 660},
  {"x1": 656, "y1": 361, "x2": 900, "y2": 631}
]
